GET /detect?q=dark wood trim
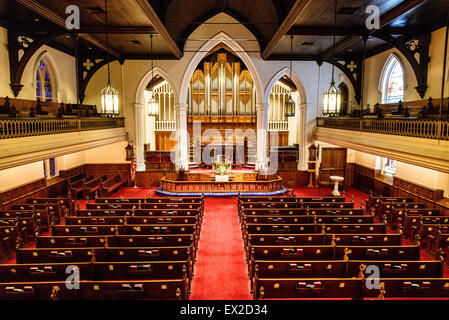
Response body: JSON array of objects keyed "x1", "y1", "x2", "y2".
[
  {"x1": 133, "y1": 0, "x2": 182, "y2": 59},
  {"x1": 262, "y1": 0, "x2": 310, "y2": 59},
  {"x1": 15, "y1": 0, "x2": 121, "y2": 58}
]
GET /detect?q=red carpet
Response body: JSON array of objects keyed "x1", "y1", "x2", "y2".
[
  {"x1": 294, "y1": 186, "x2": 368, "y2": 208},
  {"x1": 190, "y1": 197, "x2": 252, "y2": 300}
]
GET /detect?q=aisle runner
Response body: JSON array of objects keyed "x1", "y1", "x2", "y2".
[{"x1": 190, "y1": 197, "x2": 252, "y2": 300}]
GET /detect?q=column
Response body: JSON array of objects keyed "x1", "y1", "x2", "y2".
[
  {"x1": 175, "y1": 103, "x2": 189, "y2": 170},
  {"x1": 288, "y1": 91, "x2": 299, "y2": 145},
  {"x1": 297, "y1": 103, "x2": 308, "y2": 171},
  {"x1": 256, "y1": 103, "x2": 269, "y2": 171},
  {"x1": 134, "y1": 103, "x2": 145, "y2": 171},
  {"x1": 148, "y1": 115, "x2": 156, "y2": 151}
]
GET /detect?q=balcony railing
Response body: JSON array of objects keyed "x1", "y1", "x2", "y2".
[
  {"x1": 317, "y1": 117, "x2": 449, "y2": 141},
  {"x1": 0, "y1": 117, "x2": 124, "y2": 139},
  {"x1": 268, "y1": 120, "x2": 289, "y2": 131},
  {"x1": 155, "y1": 120, "x2": 176, "y2": 131}
]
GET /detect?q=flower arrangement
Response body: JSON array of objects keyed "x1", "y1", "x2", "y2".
[{"x1": 216, "y1": 163, "x2": 231, "y2": 175}]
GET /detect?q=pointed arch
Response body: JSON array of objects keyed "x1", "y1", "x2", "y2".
[
  {"x1": 379, "y1": 53, "x2": 405, "y2": 104},
  {"x1": 135, "y1": 66, "x2": 180, "y2": 106},
  {"x1": 264, "y1": 67, "x2": 307, "y2": 106},
  {"x1": 179, "y1": 32, "x2": 263, "y2": 105},
  {"x1": 32, "y1": 51, "x2": 61, "y2": 102}
]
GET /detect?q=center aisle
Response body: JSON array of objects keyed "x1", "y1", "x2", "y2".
[{"x1": 190, "y1": 197, "x2": 252, "y2": 300}]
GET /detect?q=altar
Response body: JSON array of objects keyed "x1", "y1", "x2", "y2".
[{"x1": 157, "y1": 167, "x2": 286, "y2": 196}]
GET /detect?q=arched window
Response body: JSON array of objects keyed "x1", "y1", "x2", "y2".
[
  {"x1": 381, "y1": 55, "x2": 404, "y2": 103},
  {"x1": 382, "y1": 158, "x2": 397, "y2": 176},
  {"x1": 35, "y1": 58, "x2": 56, "y2": 102}
]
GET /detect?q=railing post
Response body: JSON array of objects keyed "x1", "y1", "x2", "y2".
[
  {"x1": 78, "y1": 119, "x2": 81, "y2": 131},
  {"x1": 359, "y1": 119, "x2": 363, "y2": 132}
]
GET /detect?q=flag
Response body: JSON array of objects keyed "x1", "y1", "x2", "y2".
[{"x1": 131, "y1": 156, "x2": 137, "y2": 182}]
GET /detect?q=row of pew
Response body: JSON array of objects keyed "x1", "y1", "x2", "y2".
[
  {"x1": 238, "y1": 195, "x2": 448, "y2": 300},
  {"x1": 0, "y1": 196, "x2": 204, "y2": 300},
  {"x1": 366, "y1": 194, "x2": 449, "y2": 261},
  {"x1": 68, "y1": 175, "x2": 127, "y2": 199}
]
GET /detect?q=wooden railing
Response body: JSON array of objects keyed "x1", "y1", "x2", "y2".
[
  {"x1": 317, "y1": 117, "x2": 449, "y2": 141},
  {"x1": 155, "y1": 120, "x2": 176, "y2": 131},
  {"x1": 0, "y1": 117, "x2": 124, "y2": 139},
  {"x1": 268, "y1": 120, "x2": 289, "y2": 131}
]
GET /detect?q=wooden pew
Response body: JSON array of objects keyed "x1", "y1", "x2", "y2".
[
  {"x1": 86, "y1": 202, "x2": 203, "y2": 210},
  {"x1": 99, "y1": 175, "x2": 127, "y2": 197},
  {"x1": 78, "y1": 208, "x2": 202, "y2": 218},
  {"x1": 386, "y1": 206, "x2": 436, "y2": 229},
  {"x1": 26, "y1": 197, "x2": 73, "y2": 216},
  {"x1": 253, "y1": 260, "x2": 442, "y2": 280},
  {"x1": 0, "y1": 261, "x2": 190, "y2": 282},
  {"x1": 249, "y1": 245, "x2": 419, "y2": 262},
  {"x1": 239, "y1": 196, "x2": 346, "y2": 203},
  {"x1": 17, "y1": 247, "x2": 192, "y2": 264},
  {"x1": 239, "y1": 208, "x2": 364, "y2": 220},
  {"x1": 68, "y1": 176, "x2": 94, "y2": 199},
  {"x1": 96, "y1": 197, "x2": 203, "y2": 204},
  {"x1": 247, "y1": 233, "x2": 402, "y2": 246},
  {"x1": 36, "y1": 235, "x2": 194, "y2": 249},
  {"x1": 402, "y1": 214, "x2": 449, "y2": 238},
  {"x1": 253, "y1": 278, "x2": 449, "y2": 300},
  {"x1": 0, "y1": 279, "x2": 188, "y2": 300},
  {"x1": 82, "y1": 175, "x2": 107, "y2": 199}
]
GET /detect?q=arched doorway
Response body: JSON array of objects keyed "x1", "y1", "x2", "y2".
[
  {"x1": 134, "y1": 67, "x2": 179, "y2": 170},
  {"x1": 264, "y1": 67, "x2": 308, "y2": 170}
]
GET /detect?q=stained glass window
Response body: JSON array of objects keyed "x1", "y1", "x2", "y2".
[
  {"x1": 35, "y1": 59, "x2": 54, "y2": 102},
  {"x1": 382, "y1": 56, "x2": 404, "y2": 104},
  {"x1": 49, "y1": 158, "x2": 56, "y2": 177}
]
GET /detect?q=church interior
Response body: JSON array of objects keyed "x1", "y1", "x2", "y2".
[{"x1": 1, "y1": 0, "x2": 449, "y2": 302}]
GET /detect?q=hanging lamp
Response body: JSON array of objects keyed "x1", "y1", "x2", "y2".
[
  {"x1": 100, "y1": 0, "x2": 119, "y2": 117},
  {"x1": 323, "y1": 0, "x2": 341, "y2": 116},
  {"x1": 285, "y1": 35, "x2": 296, "y2": 117},
  {"x1": 148, "y1": 35, "x2": 159, "y2": 117}
]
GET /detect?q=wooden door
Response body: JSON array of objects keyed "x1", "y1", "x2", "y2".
[{"x1": 319, "y1": 148, "x2": 347, "y2": 185}]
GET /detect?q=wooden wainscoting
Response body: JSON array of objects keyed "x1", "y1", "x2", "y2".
[
  {"x1": 348, "y1": 163, "x2": 449, "y2": 215},
  {"x1": 277, "y1": 171, "x2": 308, "y2": 188},
  {"x1": 0, "y1": 163, "x2": 131, "y2": 209},
  {"x1": 155, "y1": 132, "x2": 176, "y2": 151}
]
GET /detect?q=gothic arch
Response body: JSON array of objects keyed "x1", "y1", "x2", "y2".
[
  {"x1": 265, "y1": 67, "x2": 309, "y2": 170},
  {"x1": 179, "y1": 32, "x2": 263, "y2": 105},
  {"x1": 32, "y1": 50, "x2": 61, "y2": 102}
]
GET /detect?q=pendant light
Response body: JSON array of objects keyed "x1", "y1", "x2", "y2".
[
  {"x1": 100, "y1": 0, "x2": 119, "y2": 117},
  {"x1": 285, "y1": 35, "x2": 296, "y2": 117},
  {"x1": 148, "y1": 35, "x2": 159, "y2": 117},
  {"x1": 323, "y1": 0, "x2": 341, "y2": 116}
]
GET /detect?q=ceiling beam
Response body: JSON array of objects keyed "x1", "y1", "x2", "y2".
[
  {"x1": 261, "y1": 0, "x2": 310, "y2": 59},
  {"x1": 14, "y1": 0, "x2": 122, "y2": 58},
  {"x1": 132, "y1": 0, "x2": 182, "y2": 59},
  {"x1": 265, "y1": 54, "x2": 317, "y2": 61},
  {"x1": 320, "y1": 0, "x2": 428, "y2": 60},
  {"x1": 287, "y1": 26, "x2": 366, "y2": 36}
]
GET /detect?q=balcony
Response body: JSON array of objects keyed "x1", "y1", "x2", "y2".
[
  {"x1": 0, "y1": 117, "x2": 125, "y2": 140},
  {"x1": 317, "y1": 117, "x2": 449, "y2": 141},
  {"x1": 315, "y1": 117, "x2": 449, "y2": 174}
]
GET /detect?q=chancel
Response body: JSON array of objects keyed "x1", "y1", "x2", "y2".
[{"x1": 0, "y1": 0, "x2": 449, "y2": 303}]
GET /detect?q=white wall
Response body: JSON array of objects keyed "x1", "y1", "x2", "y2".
[
  {"x1": 0, "y1": 27, "x2": 77, "y2": 103},
  {"x1": 0, "y1": 161, "x2": 44, "y2": 192},
  {"x1": 347, "y1": 149, "x2": 449, "y2": 197}
]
